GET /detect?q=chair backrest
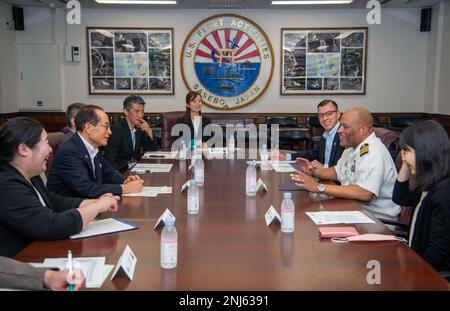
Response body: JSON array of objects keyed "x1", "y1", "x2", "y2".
[
  {"x1": 307, "y1": 116, "x2": 324, "y2": 138},
  {"x1": 46, "y1": 132, "x2": 65, "y2": 177},
  {"x1": 389, "y1": 116, "x2": 424, "y2": 128},
  {"x1": 372, "y1": 116, "x2": 381, "y2": 127},
  {"x1": 160, "y1": 111, "x2": 185, "y2": 151},
  {"x1": 374, "y1": 127, "x2": 399, "y2": 151}
]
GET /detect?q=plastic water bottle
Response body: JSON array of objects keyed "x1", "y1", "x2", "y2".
[
  {"x1": 260, "y1": 143, "x2": 269, "y2": 167},
  {"x1": 227, "y1": 134, "x2": 235, "y2": 154},
  {"x1": 179, "y1": 140, "x2": 187, "y2": 160},
  {"x1": 160, "y1": 218, "x2": 177, "y2": 269},
  {"x1": 194, "y1": 156, "x2": 204, "y2": 186},
  {"x1": 187, "y1": 180, "x2": 199, "y2": 215},
  {"x1": 246, "y1": 160, "x2": 257, "y2": 196},
  {"x1": 271, "y1": 143, "x2": 280, "y2": 161},
  {"x1": 195, "y1": 140, "x2": 203, "y2": 159},
  {"x1": 281, "y1": 192, "x2": 295, "y2": 233}
]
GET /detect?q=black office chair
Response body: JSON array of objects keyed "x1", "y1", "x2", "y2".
[
  {"x1": 387, "y1": 116, "x2": 425, "y2": 134},
  {"x1": 266, "y1": 116, "x2": 311, "y2": 150},
  {"x1": 266, "y1": 116, "x2": 298, "y2": 128},
  {"x1": 372, "y1": 116, "x2": 381, "y2": 127}
]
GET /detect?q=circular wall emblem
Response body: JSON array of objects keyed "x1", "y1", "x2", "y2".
[{"x1": 181, "y1": 14, "x2": 274, "y2": 110}]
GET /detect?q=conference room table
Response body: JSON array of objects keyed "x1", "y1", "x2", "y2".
[{"x1": 15, "y1": 152, "x2": 449, "y2": 290}]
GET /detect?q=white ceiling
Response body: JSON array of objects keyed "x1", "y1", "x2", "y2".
[{"x1": 1, "y1": 0, "x2": 447, "y2": 9}]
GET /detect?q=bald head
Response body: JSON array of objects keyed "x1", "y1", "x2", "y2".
[
  {"x1": 337, "y1": 107, "x2": 374, "y2": 148},
  {"x1": 344, "y1": 107, "x2": 373, "y2": 128}
]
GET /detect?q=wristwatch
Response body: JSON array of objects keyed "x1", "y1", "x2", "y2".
[{"x1": 317, "y1": 183, "x2": 326, "y2": 193}]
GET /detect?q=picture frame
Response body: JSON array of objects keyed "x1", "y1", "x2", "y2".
[
  {"x1": 281, "y1": 27, "x2": 367, "y2": 95},
  {"x1": 87, "y1": 27, "x2": 174, "y2": 95}
]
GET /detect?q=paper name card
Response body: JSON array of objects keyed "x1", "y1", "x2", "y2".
[
  {"x1": 305, "y1": 211, "x2": 376, "y2": 225},
  {"x1": 70, "y1": 218, "x2": 138, "y2": 239},
  {"x1": 265, "y1": 205, "x2": 282, "y2": 226},
  {"x1": 154, "y1": 208, "x2": 176, "y2": 230},
  {"x1": 181, "y1": 180, "x2": 190, "y2": 192},
  {"x1": 111, "y1": 245, "x2": 137, "y2": 281},
  {"x1": 256, "y1": 178, "x2": 268, "y2": 192}
]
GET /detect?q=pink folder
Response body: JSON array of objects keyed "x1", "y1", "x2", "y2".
[{"x1": 319, "y1": 226, "x2": 359, "y2": 238}]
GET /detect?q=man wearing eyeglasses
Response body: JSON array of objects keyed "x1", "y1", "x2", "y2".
[
  {"x1": 291, "y1": 107, "x2": 400, "y2": 219},
  {"x1": 275, "y1": 100, "x2": 344, "y2": 169},
  {"x1": 105, "y1": 96, "x2": 158, "y2": 173},
  {"x1": 48, "y1": 105, "x2": 144, "y2": 198}
]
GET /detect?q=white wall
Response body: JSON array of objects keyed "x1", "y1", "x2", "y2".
[
  {"x1": 10, "y1": 7, "x2": 437, "y2": 114},
  {"x1": 0, "y1": 2, "x2": 19, "y2": 113}
]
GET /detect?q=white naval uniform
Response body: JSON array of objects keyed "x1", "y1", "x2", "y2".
[{"x1": 334, "y1": 132, "x2": 401, "y2": 219}]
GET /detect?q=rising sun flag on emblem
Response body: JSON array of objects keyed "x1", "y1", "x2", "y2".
[{"x1": 193, "y1": 29, "x2": 261, "y2": 97}]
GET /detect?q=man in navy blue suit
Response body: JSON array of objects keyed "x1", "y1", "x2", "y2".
[
  {"x1": 275, "y1": 100, "x2": 344, "y2": 169},
  {"x1": 48, "y1": 105, "x2": 143, "y2": 198},
  {"x1": 104, "y1": 96, "x2": 158, "y2": 173}
]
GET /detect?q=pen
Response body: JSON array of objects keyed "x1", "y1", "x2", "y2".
[
  {"x1": 67, "y1": 250, "x2": 75, "y2": 291},
  {"x1": 148, "y1": 155, "x2": 164, "y2": 158}
]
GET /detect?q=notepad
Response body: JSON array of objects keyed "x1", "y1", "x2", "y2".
[
  {"x1": 70, "y1": 218, "x2": 138, "y2": 239},
  {"x1": 318, "y1": 226, "x2": 359, "y2": 238}
]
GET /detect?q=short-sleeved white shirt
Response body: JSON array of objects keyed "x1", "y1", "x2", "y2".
[{"x1": 335, "y1": 132, "x2": 400, "y2": 218}]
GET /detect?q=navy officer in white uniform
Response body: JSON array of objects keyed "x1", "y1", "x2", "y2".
[{"x1": 291, "y1": 107, "x2": 400, "y2": 219}]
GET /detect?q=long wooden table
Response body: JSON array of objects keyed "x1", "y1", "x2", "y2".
[{"x1": 15, "y1": 157, "x2": 449, "y2": 290}]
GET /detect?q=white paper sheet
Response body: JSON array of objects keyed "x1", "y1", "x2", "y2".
[
  {"x1": 69, "y1": 218, "x2": 137, "y2": 239},
  {"x1": 271, "y1": 162, "x2": 296, "y2": 172},
  {"x1": 122, "y1": 186, "x2": 172, "y2": 197},
  {"x1": 305, "y1": 211, "x2": 376, "y2": 225},
  {"x1": 36, "y1": 257, "x2": 112, "y2": 288},
  {"x1": 142, "y1": 151, "x2": 178, "y2": 159},
  {"x1": 131, "y1": 163, "x2": 173, "y2": 173}
]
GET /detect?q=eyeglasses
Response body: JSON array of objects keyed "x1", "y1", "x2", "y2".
[
  {"x1": 318, "y1": 110, "x2": 337, "y2": 119},
  {"x1": 91, "y1": 122, "x2": 111, "y2": 129}
]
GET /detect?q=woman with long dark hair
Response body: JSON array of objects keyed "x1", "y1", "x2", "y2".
[
  {"x1": 393, "y1": 120, "x2": 450, "y2": 273},
  {"x1": 176, "y1": 91, "x2": 211, "y2": 149}
]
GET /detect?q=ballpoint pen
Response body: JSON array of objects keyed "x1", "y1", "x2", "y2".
[{"x1": 67, "y1": 250, "x2": 75, "y2": 291}]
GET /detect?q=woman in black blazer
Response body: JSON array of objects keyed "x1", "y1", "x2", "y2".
[
  {"x1": 0, "y1": 117, "x2": 119, "y2": 257},
  {"x1": 393, "y1": 120, "x2": 450, "y2": 273},
  {"x1": 176, "y1": 91, "x2": 211, "y2": 149}
]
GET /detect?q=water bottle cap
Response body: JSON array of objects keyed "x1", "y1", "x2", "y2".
[
  {"x1": 190, "y1": 179, "x2": 197, "y2": 186},
  {"x1": 164, "y1": 217, "x2": 175, "y2": 226},
  {"x1": 284, "y1": 192, "x2": 292, "y2": 199}
]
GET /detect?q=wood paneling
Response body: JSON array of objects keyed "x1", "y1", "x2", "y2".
[{"x1": 1, "y1": 111, "x2": 449, "y2": 135}]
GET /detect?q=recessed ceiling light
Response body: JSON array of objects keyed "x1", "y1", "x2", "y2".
[
  {"x1": 272, "y1": 0, "x2": 353, "y2": 5},
  {"x1": 95, "y1": 0, "x2": 177, "y2": 4}
]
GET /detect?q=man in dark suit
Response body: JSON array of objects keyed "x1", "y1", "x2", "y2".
[
  {"x1": 62, "y1": 102, "x2": 85, "y2": 141},
  {"x1": 48, "y1": 105, "x2": 144, "y2": 198},
  {"x1": 105, "y1": 96, "x2": 158, "y2": 173},
  {"x1": 276, "y1": 100, "x2": 344, "y2": 168}
]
